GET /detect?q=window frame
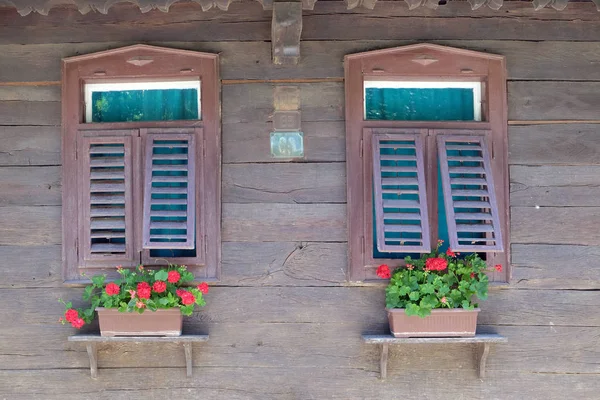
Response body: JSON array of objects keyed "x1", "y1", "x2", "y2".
[
  {"x1": 62, "y1": 44, "x2": 221, "y2": 284},
  {"x1": 344, "y1": 43, "x2": 509, "y2": 283}
]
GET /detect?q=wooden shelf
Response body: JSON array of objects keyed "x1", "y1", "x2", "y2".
[
  {"x1": 68, "y1": 334, "x2": 209, "y2": 379},
  {"x1": 362, "y1": 333, "x2": 507, "y2": 379}
]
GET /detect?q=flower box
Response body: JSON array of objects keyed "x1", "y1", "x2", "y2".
[
  {"x1": 387, "y1": 308, "x2": 479, "y2": 338},
  {"x1": 97, "y1": 308, "x2": 183, "y2": 337}
]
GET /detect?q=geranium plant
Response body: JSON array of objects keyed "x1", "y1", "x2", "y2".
[
  {"x1": 377, "y1": 240, "x2": 501, "y2": 318},
  {"x1": 60, "y1": 264, "x2": 209, "y2": 329}
]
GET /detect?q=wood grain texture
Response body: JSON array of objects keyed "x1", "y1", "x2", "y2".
[
  {"x1": 509, "y1": 82, "x2": 600, "y2": 121},
  {"x1": 1, "y1": 368, "x2": 599, "y2": 400},
  {"x1": 0, "y1": 166, "x2": 61, "y2": 206},
  {"x1": 222, "y1": 203, "x2": 346, "y2": 242},
  {"x1": 223, "y1": 121, "x2": 345, "y2": 163},
  {"x1": 223, "y1": 162, "x2": 346, "y2": 204},
  {"x1": 511, "y1": 244, "x2": 600, "y2": 289},
  {"x1": 510, "y1": 165, "x2": 600, "y2": 207},
  {"x1": 1, "y1": 324, "x2": 597, "y2": 373},
  {"x1": 509, "y1": 124, "x2": 600, "y2": 166},
  {"x1": 1, "y1": 2, "x2": 599, "y2": 46},
  {"x1": 0, "y1": 205, "x2": 60, "y2": 245},
  {"x1": 221, "y1": 241, "x2": 347, "y2": 286},
  {"x1": 2, "y1": 287, "x2": 600, "y2": 326},
  {"x1": 0, "y1": 245, "x2": 61, "y2": 288},
  {"x1": 511, "y1": 206, "x2": 600, "y2": 245},
  {"x1": 0, "y1": 126, "x2": 61, "y2": 166},
  {"x1": 222, "y1": 82, "x2": 344, "y2": 123},
  {"x1": 3, "y1": 41, "x2": 600, "y2": 82},
  {"x1": 0, "y1": 101, "x2": 60, "y2": 126}
]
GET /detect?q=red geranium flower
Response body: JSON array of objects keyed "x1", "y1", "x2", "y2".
[
  {"x1": 180, "y1": 291, "x2": 196, "y2": 306},
  {"x1": 71, "y1": 318, "x2": 85, "y2": 329},
  {"x1": 440, "y1": 297, "x2": 447, "y2": 304},
  {"x1": 168, "y1": 270, "x2": 181, "y2": 283},
  {"x1": 197, "y1": 282, "x2": 209, "y2": 295},
  {"x1": 494, "y1": 264, "x2": 503, "y2": 272},
  {"x1": 176, "y1": 289, "x2": 185, "y2": 297},
  {"x1": 152, "y1": 281, "x2": 167, "y2": 293},
  {"x1": 470, "y1": 272, "x2": 475, "y2": 279},
  {"x1": 425, "y1": 257, "x2": 448, "y2": 272},
  {"x1": 65, "y1": 309, "x2": 78, "y2": 323},
  {"x1": 446, "y1": 249, "x2": 456, "y2": 257},
  {"x1": 105, "y1": 282, "x2": 120, "y2": 296},
  {"x1": 137, "y1": 282, "x2": 151, "y2": 300},
  {"x1": 135, "y1": 301, "x2": 146, "y2": 309},
  {"x1": 376, "y1": 264, "x2": 391, "y2": 279}
]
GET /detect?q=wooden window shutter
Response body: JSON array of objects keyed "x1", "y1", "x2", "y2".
[
  {"x1": 372, "y1": 133, "x2": 431, "y2": 253},
  {"x1": 77, "y1": 131, "x2": 138, "y2": 267},
  {"x1": 142, "y1": 132, "x2": 196, "y2": 249},
  {"x1": 437, "y1": 134, "x2": 504, "y2": 252}
]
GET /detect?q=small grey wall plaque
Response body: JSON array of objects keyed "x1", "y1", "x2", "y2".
[{"x1": 270, "y1": 131, "x2": 304, "y2": 158}]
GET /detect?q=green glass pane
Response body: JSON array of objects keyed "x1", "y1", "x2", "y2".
[
  {"x1": 365, "y1": 88, "x2": 475, "y2": 121},
  {"x1": 91, "y1": 88, "x2": 199, "y2": 123}
]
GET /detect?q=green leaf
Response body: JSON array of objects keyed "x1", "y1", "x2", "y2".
[
  {"x1": 158, "y1": 298, "x2": 170, "y2": 306},
  {"x1": 408, "y1": 291, "x2": 420, "y2": 301},
  {"x1": 154, "y1": 270, "x2": 168, "y2": 281},
  {"x1": 405, "y1": 303, "x2": 420, "y2": 316},
  {"x1": 91, "y1": 275, "x2": 105, "y2": 287}
]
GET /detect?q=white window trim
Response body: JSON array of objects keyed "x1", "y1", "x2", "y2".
[
  {"x1": 84, "y1": 80, "x2": 202, "y2": 123},
  {"x1": 363, "y1": 81, "x2": 482, "y2": 122}
]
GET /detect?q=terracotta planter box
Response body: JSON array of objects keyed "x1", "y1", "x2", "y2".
[
  {"x1": 97, "y1": 308, "x2": 183, "y2": 337},
  {"x1": 387, "y1": 308, "x2": 480, "y2": 338}
]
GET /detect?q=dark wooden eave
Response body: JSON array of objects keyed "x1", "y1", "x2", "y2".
[{"x1": 0, "y1": 0, "x2": 598, "y2": 15}]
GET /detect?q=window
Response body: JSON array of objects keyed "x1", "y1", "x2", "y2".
[
  {"x1": 62, "y1": 45, "x2": 221, "y2": 283},
  {"x1": 344, "y1": 44, "x2": 509, "y2": 282}
]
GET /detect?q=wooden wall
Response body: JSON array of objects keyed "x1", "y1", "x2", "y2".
[{"x1": 1, "y1": 2, "x2": 599, "y2": 398}]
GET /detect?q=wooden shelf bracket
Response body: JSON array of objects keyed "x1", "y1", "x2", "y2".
[
  {"x1": 362, "y1": 333, "x2": 507, "y2": 380},
  {"x1": 69, "y1": 334, "x2": 209, "y2": 379}
]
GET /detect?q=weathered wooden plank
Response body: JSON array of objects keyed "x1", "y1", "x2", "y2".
[
  {"x1": 511, "y1": 244, "x2": 600, "y2": 289},
  {"x1": 223, "y1": 121, "x2": 345, "y2": 163},
  {"x1": 1, "y1": 2, "x2": 599, "y2": 47},
  {"x1": 2, "y1": 287, "x2": 600, "y2": 326},
  {"x1": 0, "y1": 206, "x2": 60, "y2": 245},
  {"x1": 509, "y1": 124, "x2": 600, "y2": 166},
  {"x1": 509, "y1": 82, "x2": 600, "y2": 121},
  {"x1": 511, "y1": 206, "x2": 600, "y2": 246},
  {"x1": 0, "y1": 101, "x2": 60, "y2": 126},
  {"x1": 0, "y1": 245, "x2": 61, "y2": 288},
  {"x1": 222, "y1": 82, "x2": 344, "y2": 123},
  {"x1": 510, "y1": 165, "x2": 600, "y2": 207},
  {"x1": 1, "y1": 324, "x2": 598, "y2": 374},
  {"x1": 4, "y1": 41, "x2": 600, "y2": 82},
  {"x1": 0, "y1": 166, "x2": 61, "y2": 206},
  {"x1": 1, "y1": 366, "x2": 599, "y2": 400},
  {"x1": 223, "y1": 163, "x2": 346, "y2": 204},
  {"x1": 0, "y1": 126, "x2": 61, "y2": 166},
  {"x1": 221, "y1": 242, "x2": 347, "y2": 286},
  {"x1": 0, "y1": 85, "x2": 60, "y2": 101},
  {"x1": 222, "y1": 203, "x2": 346, "y2": 242}
]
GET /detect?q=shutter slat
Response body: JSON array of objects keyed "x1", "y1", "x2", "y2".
[
  {"x1": 143, "y1": 133, "x2": 196, "y2": 250},
  {"x1": 372, "y1": 133, "x2": 430, "y2": 253},
  {"x1": 381, "y1": 177, "x2": 419, "y2": 186},
  {"x1": 90, "y1": 171, "x2": 125, "y2": 180},
  {"x1": 91, "y1": 219, "x2": 126, "y2": 230},
  {"x1": 79, "y1": 134, "x2": 135, "y2": 264},
  {"x1": 90, "y1": 182, "x2": 126, "y2": 192},
  {"x1": 149, "y1": 187, "x2": 188, "y2": 194},
  {"x1": 91, "y1": 243, "x2": 126, "y2": 253},
  {"x1": 437, "y1": 134, "x2": 503, "y2": 252},
  {"x1": 90, "y1": 207, "x2": 126, "y2": 217},
  {"x1": 149, "y1": 221, "x2": 188, "y2": 230},
  {"x1": 90, "y1": 194, "x2": 125, "y2": 205},
  {"x1": 384, "y1": 224, "x2": 423, "y2": 233},
  {"x1": 456, "y1": 224, "x2": 495, "y2": 233}
]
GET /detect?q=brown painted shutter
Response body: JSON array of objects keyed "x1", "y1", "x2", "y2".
[
  {"x1": 372, "y1": 133, "x2": 431, "y2": 253},
  {"x1": 437, "y1": 134, "x2": 504, "y2": 252},
  {"x1": 142, "y1": 132, "x2": 196, "y2": 249},
  {"x1": 78, "y1": 132, "x2": 137, "y2": 267}
]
